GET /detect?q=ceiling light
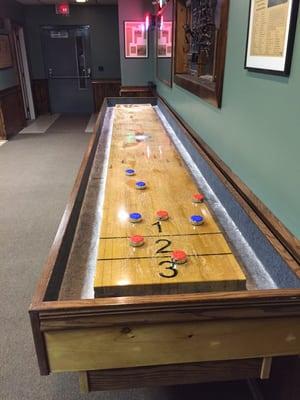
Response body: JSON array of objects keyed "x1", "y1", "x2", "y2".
[{"x1": 76, "y1": 0, "x2": 87, "y2": 3}]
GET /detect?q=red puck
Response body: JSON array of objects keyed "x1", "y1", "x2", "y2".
[
  {"x1": 193, "y1": 193, "x2": 204, "y2": 203},
  {"x1": 156, "y1": 210, "x2": 169, "y2": 221},
  {"x1": 129, "y1": 235, "x2": 145, "y2": 247},
  {"x1": 171, "y1": 250, "x2": 188, "y2": 264}
]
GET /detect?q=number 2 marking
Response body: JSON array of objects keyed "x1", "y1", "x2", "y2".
[
  {"x1": 155, "y1": 239, "x2": 172, "y2": 254},
  {"x1": 159, "y1": 261, "x2": 178, "y2": 279}
]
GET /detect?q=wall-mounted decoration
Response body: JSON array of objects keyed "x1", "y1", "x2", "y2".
[
  {"x1": 124, "y1": 21, "x2": 148, "y2": 59},
  {"x1": 158, "y1": 21, "x2": 173, "y2": 58},
  {"x1": 245, "y1": 0, "x2": 299, "y2": 75},
  {"x1": 174, "y1": 0, "x2": 230, "y2": 108},
  {"x1": 0, "y1": 34, "x2": 13, "y2": 69}
]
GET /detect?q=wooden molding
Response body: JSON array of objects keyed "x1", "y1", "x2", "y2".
[
  {"x1": 31, "y1": 79, "x2": 50, "y2": 116},
  {"x1": 0, "y1": 85, "x2": 26, "y2": 138},
  {"x1": 92, "y1": 79, "x2": 121, "y2": 112},
  {"x1": 120, "y1": 86, "x2": 155, "y2": 97},
  {"x1": 158, "y1": 95, "x2": 300, "y2": 277}
]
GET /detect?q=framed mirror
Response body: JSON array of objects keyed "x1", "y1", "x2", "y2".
[
  {"x1": 174, "y1": 0, "x2": 229, "y2": 108},
  {"x1": 156, "y1": 0, "x2": 174, "y2": 87}
]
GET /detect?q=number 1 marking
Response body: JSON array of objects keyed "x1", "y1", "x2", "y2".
[{"x1": 152, "y1": 220, "x2": 162, "y2": 233}]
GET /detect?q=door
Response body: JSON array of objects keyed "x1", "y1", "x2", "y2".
[
  {"x1": 42, "y1": 25, "x2": 93, "y2": 114},
  {"x1": 13, "y1": 26, "x2": 36, "y2": 120}
]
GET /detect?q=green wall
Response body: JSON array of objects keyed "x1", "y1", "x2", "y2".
[
  {"x1": 24, "y1": 5, "x2": 121, "y2": 80},
  {"x1": 0, "y1": 1, "x2": 23, "y2": 91},
  {"x1": 118, "y1": 0, "x2": 154, "y2": 86},
  {"x1": 156, "y1": 0, "x2": 300, "y2": 239}
]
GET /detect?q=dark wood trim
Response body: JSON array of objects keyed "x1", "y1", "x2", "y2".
[
  {"x1": 32, "y1": 289, "x2": 300, "y2": 331},
  {"x1": 120, "y1": 86, "x2": 155, "y2": 97},
  {"x1": 92, "y1": 79, "x2": 121, "y2": 112},
  {"x1": 157, "y1": 95, "x2": 300, "y2": 277},
  {"x1": 29, "y1": 311, "x2": 50, "y2": 376},
  {"x1": 0, "y1": 85, "x2": 20, "y2": 98},
  {"x1": 0, "y1": 85, "x2": 26, "y2": 138},
  {"x1": 174, "y1": 74, "x2": 218, "y2": 107},
  {"x1": 31, "y1": 79, "x2": 50, "y2": 116},
  {"x1": 86, "y1": 358, "x2": 262, "y2": 391}
]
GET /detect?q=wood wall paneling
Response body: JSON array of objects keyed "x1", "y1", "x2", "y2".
[
  {"x1": 31, "y1": 79, "x2": 50, "y2": 116},
  {"x1": 120, "y1": 86, "x2": 155, "y2": 97},
  {"x1": 92, "y1": 80, "x2": 121, "y2": 112},
  {"x1": 0, "y1": 85, "x2": 26, "y2": 139}
]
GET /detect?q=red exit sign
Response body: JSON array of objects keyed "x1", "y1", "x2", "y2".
[{"x1": 55, "y1": 3, "x2": 70, "y2": 16}]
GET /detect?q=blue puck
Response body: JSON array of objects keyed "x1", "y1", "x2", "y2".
[
  {"x1": 135, "y1": 181, "x2": 147, "y2": 190},
  {"x1": 125, "y1": 168, "x2": 135, "y2": 176},
  {"x1": 129, "y1": 212, "x2": 142, "y2": 223},
  {"x1": 190, "y1": 215, "x2": 204, "y2": 225}
]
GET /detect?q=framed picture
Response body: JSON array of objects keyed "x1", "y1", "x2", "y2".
[
  {"x1": 0, "y1": 34, "x2": 13, "y2": 69},
  {"x1": 245, "y1": 0, "x2": 299, "y2": 75},
  {"x1": 157, "y1": 21, "x2": 173, "y2": 58},
  {"x1": 124, "y1": 21, "x2": 148, "y2": 58}
]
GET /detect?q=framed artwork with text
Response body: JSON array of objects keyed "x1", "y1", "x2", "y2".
[
  {"x1": 124, "y1": 21, "x2": 148, "y2": 59},
  {"x1": 158, "y1": 21, "x2": 173, "y2": 58},
  {"x1": 245, "y1": 0, "x2": 299, "y2": 75}
]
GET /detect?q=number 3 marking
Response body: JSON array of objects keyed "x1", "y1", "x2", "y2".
[{"x1": 159, "y1": 260, "x2": 178, "y2": 279}]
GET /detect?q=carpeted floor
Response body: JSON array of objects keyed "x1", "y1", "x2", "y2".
[{"x1": 0, "y1": 115, "x2": 254, "y2": 400}]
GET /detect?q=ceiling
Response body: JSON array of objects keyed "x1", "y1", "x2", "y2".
[{"x1": 17, "y1": 0, "x2": 118, "y2": 5}]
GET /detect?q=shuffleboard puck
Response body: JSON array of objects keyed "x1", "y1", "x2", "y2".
[
  {"x1": 129, "y1": 213, "x2": 142, "y2": 223},
  {"x1": 193, "y1": 193, "x2": 205, "y2": 203},
  {"x1": 125, "y1": 168, "x2": 136, "y2": 176},
  {"x1": 129, "y1": 235, "x2": 145, "y2": 247},
  {"x1": 190, "y1": 215, "x2": 204, "y2": 225},
  {"x1": 171, "y1": 250, "x2": 188, "y2": 265},
  {"x1": 156, "y1": 210, "x2": 169, "y2": 221},
  {"x1": 136, "y1": 181, "x2": 147, "y2": 190}
]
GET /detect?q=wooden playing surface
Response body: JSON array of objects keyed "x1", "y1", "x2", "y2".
[{"x1": 94, "y1": 104, "x2": 246, "y2": 297}]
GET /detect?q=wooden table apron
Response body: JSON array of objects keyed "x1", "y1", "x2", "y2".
[{"x1": 29, "y1": 98, "x2": 300, "y2": 378}]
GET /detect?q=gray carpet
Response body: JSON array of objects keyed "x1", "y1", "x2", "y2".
[{"x1": 0, "y1": 115, "x2": 253, "y2": 400}]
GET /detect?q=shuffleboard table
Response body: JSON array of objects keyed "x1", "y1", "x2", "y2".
[{"x1": 30, "y1": 97, "x2": 300, "y2": 397}]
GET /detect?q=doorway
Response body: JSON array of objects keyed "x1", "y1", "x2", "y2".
[
  {"x1": 12, "y1": 25, "x2": 35, "y2": 121},
  {"x1": 41, "y1": 25, "x2": 93, "y2": 114}
]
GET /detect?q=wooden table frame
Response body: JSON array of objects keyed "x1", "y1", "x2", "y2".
[{"x1": 29, "y1": 97, "x2": 300, "y2": 396}]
